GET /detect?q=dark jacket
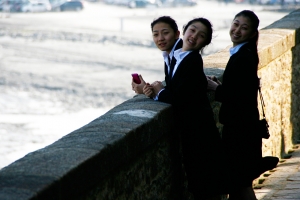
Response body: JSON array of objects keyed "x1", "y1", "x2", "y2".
[
  {"x1": 215, "y1": 42, "x2": 262, "y2": 188},
  {"x1": 215, "y1": 42, "x2": 260, "y2": 125},
  {"x1": 164, "y1": 39, "x2": 183, "y2": 86},
  {"x1": 158, "y1": 50, "x2": 222, "y2": 196},
  {"x1": 159, "y1": 50, "x2": 214, "y2": 120}
]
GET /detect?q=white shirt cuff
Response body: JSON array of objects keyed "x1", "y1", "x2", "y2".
[{"x1": 153, "y1": 88, "x2": 165, "y2": 101}]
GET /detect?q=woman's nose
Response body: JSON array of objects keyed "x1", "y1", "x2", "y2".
[
  {"x1": 235, "y1": 27, "x2": 241, "y2": 33},
  {"x1": 158, "y1": 35, "x2": 164, "y2": 41}
]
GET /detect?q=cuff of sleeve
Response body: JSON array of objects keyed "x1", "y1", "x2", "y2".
[{"x1": 153, "y1": 88, "x2": 165, "y2": 101}]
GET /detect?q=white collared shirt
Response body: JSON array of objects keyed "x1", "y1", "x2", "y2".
[
  {"x1": 154, "y1": 48, "x2": 191, "y2": 100},
  {"x1": 162, "y1": 38, "x2": 181, "y2": 74},
  {"x1": 229, "y1": 42, "x2": 247, "y2": 56},
  {"x1": 171, "y1": 48, "x2": 191, "y2": 78}
]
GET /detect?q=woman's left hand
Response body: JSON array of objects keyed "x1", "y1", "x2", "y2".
[
  {"x1": 143, "y1": 83, "x2": 154, "y2": 98},
  {"x1": 206, "y1": 76, "x2": 219, "y2": 91},
  {"x1": 151, "y1": 81, "x2": 164, "y2": 96}
]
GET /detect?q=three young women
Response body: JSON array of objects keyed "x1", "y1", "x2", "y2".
[
  {"x1": 207, "y1": 10, "x2": 278, "y2": 200},
  {"x1": 143, "y1": 18, "x2": 222, "y2": 200}
]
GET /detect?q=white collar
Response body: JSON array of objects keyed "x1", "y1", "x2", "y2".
[
  {"x1": 173, "y1": 49, "x2": 191, "y2": 62},
  {"x1": 162, "y1": 38, "x2": 181, "y2": 60},
  {"x1": 162, "y1": 51, "x2": 169, "y2": 60},
  {"x1": 229, "y1": 42, "x2": 247, "y2": 56},
  {"x1": 170, "y1": 48, "x2": 192, "y2": 78},
  {"x1": 169, "y1": 38, "x2": 181, "y2": 59}
]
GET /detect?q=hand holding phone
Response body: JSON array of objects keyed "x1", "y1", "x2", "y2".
[{"x1": 132, "y1": 73, "x2": 141, "y2": 84}]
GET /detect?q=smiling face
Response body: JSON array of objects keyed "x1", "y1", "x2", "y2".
[
  {"x1": 182, "y1": 21, "x2": 208, "y2": 52},
  {"x1": 152, "y1": 22, "x2": 180, "y2": 54},
  {"x1": 230, "y1": 15, "x2": 256, "y2": 47}
]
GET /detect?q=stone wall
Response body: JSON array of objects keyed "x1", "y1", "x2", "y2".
[
  {"x1": 0, "y1": 96, "x2": 190, "y2": 200},
  {"x1": 0, "y1": 9, "x2": 299, "y2": 200}
]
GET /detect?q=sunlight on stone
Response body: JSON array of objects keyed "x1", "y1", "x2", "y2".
[{"x1": 114, "y1": 109, "x2": 157, "y2": 118}]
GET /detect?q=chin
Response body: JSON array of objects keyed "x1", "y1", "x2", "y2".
[{"x1": 231, "y1": 39, "x2": 239, "y2": 44}]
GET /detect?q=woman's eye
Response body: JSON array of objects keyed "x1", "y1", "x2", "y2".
[{"x1": 197, "y1": 33, "x2": 205, "y2": 38}]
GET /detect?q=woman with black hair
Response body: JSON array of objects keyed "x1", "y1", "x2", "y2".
[
  {"x1": 207, "y1": 10, "x2": 278, "y2": 200},
  {"x1": 144, "y1": 17, "x2": 222, "y2": 200}
]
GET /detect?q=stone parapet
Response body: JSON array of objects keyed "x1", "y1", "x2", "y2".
[{"x1": 0, "y1": 96, "x2": 187, "y2": 199}]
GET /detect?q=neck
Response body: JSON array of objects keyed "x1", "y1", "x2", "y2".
[{"x1": 181, "y1": 45, "x2": 189, "y2": 52}]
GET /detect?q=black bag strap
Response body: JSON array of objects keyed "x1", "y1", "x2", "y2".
[{"x1": 258, "y1": 78, "x2": 267, "y2": 120}]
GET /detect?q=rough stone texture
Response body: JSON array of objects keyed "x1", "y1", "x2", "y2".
[
  {"x1": 0, "y1": 9, "x2": 299, "y2": 200},
  {"x1": 83, "y1": 131, "x2": 181, "y2": 200},
  {"x1": 205, "y1": 68, "x2": 225, "y2": 133},
  {"x1": 0, "y1": 95, "x2": 197, "y2": 200}
]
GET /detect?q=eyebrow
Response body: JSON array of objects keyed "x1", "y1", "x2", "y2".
[
  {"x1": 234, "y1": 19, "x2": 249, "y2": 27},
  {"x1": 191, "y1": 24, "x2": 207, "y2": 35},
  {"x1": 153, "y1": 28, "x2": 169, "y2": 32},
  {"x1": 191, "y1": 24, "x2": 197, "y2": 29}
]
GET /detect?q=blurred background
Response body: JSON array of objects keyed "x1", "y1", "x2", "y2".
[
  {"x1": 0, "y1": 0, "x2": 299, "y2": 169},
  {"x1": 1, "y1": 0, "x2": 299, "y2": 12}
]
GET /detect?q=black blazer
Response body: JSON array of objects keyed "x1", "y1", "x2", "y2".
[
  {"x1": 158, "y1": 50, "x2": 220, "y2": 142},
  {"x1": 215, "y1": 42, "x2": 259, "y2": 125},
  {"x1": 158, "y1": 50, "x2": 222, "y2": 196},
  {"x1": 164, "y1": 39, "x2": 183, "y2": 86}
]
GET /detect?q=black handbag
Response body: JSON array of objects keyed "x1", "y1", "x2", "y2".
[{"x1": 258, "y1": 82, "x2": 270, "y2": 139}]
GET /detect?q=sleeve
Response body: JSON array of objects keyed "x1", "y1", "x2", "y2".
[
  {"x1": 215, "y1": 84, "x2": 224, "y2": 102},
  {"x1": 215, "y1": 49, "x2": 258, "y2": 105},
  {"x1": 215, "y1": 47, "x2": 260, "y2": 124},
  {"x1": 158, "y1": 52, "x2": 207, "y2": 108}
]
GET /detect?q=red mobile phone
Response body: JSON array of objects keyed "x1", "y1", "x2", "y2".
[{"x1": 131, "y1": 73, "x2": 141, "y2": 84}]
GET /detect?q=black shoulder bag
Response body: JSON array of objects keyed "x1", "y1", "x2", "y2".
[{"x1": 258, "y1": 82, "x2": 270, "y2": 139}]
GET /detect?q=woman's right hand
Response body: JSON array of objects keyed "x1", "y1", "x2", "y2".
[
  {"x1": 206, "y1": 76, "x2": 220, "y2": 91},
  {"x1": 143, "y1": 83, "x2": 155, "y2": 98},
  {"x1": 132, "y1": 74, "x2": 146, "y2": 94},
  {"x1": 151, "y1": 81, "x2": 164, "y2": 96}
]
